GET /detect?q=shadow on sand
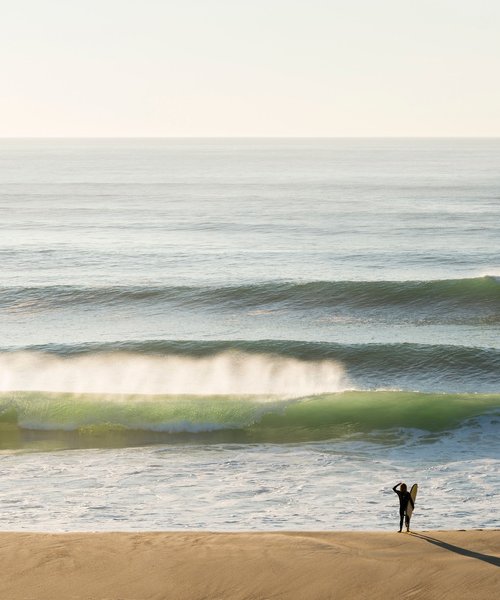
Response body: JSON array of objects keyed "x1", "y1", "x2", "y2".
[{"x1": 410, "y1": 532, "x2": 500, "y2": 568}]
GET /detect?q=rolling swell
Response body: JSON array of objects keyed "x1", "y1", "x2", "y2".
[
  {"x1": 0, "y1": 391, "x2": 498, "y2": 449},
  {"x1": 2, "y1": 276, "x2": 499, "y2": 321}
]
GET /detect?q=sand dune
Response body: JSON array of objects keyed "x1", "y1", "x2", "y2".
[{"x1": 0, "y1": 530, "x2": 498, "y2": 599}]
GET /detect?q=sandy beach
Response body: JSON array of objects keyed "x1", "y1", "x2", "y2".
[{"x1": 0, "y1": 530, "x2": 498, "y2": 599}]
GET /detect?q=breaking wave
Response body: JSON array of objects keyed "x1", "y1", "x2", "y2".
[
  {"x1": 1, "y1": 340, "x2": 498, "y2": 393},
  {"x1": 0, "y1": 391, "x2": 498, "y2": 446}
]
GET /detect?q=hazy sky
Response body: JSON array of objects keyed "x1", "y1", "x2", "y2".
[{"x1": 2, "y1": 0, "x2": 500, "y2": 136}]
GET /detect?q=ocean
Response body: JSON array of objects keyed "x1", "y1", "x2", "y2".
[{"x1": 0, "y1": 138, "x2": 499, "y2": 531}]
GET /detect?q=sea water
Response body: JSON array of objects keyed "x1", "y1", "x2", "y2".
[{"x1": 0, "y1": 138, "x2": 499, "y2": 531}]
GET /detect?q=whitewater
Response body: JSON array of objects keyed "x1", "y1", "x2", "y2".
[{"x1": 0, "y1": 138, "x2": 499, "y2": 531}]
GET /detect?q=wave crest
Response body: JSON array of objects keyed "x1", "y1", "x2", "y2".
[{"x1": 0, "y1": 350, "x2": 349, "y2": 396}]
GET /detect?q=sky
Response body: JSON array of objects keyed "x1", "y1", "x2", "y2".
[{"x1": 1, "y1": 0, "x2": 500, "y2": 137}]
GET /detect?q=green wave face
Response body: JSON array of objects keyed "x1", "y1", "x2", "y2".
[
  {"x1": 0, "y1": 391, "x2": 499, "y2": 451},
  {"x1": 254, "y1": 391, "x2": 500, "y2": 441}
]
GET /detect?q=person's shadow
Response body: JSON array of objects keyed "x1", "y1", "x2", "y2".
[{"x1": 410, "y1": 532, "x2": 500, "y2": 567}]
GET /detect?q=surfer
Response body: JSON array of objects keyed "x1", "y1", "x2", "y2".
[{"x1": 392, "y1": 482, "x2": 414, "y2": 532}]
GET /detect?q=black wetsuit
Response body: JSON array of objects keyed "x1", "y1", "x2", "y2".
[{"x1": 393, "y1": 485, "x2": 414, "y2": 531}]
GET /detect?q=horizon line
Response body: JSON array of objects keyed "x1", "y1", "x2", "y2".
[{"x1": 1, "y1": 135, "x2": 500, "y2": 140}]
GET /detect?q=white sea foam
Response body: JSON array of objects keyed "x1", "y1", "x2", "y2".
[{"x1": 0, "y1": 435, "x2": 498, "y2": 532}]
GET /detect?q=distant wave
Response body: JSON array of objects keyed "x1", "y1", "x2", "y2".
[
  {"x1": 1, "y1": 276, "x2": 499, "y2": 318},
  {"x1": 1, "y1": 341, "x2": 499, "y2": 394},
  {"x1": 0, "y1": 391, "x2": 498, "y2": 446}
]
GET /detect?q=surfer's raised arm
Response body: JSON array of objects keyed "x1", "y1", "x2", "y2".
[{"x1": 392, "y1": 482, "x2": 402, "y2": 493}]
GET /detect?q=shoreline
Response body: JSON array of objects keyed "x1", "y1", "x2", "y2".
[{"x1": 0, "y1": 530, "x2": 498, "y2": 599}]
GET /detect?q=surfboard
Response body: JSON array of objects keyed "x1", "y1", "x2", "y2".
[{"x1": 406, "y1": 483, "x2": 418, "y2": 518}]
